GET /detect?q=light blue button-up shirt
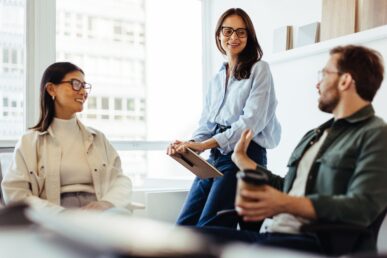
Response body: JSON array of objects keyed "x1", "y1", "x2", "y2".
[{"x1": 192, "y1": 60, "x2": 281, "y2": 154}]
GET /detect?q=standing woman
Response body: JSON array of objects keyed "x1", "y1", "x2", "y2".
[
  {"x1": 167, "y1": 8, "x2": 281, "y2": 227},
  {"x1": 1, "y1": 62, "x2": 132, "y2": 214}
]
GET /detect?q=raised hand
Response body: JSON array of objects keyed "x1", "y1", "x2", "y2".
[{"x1": 231, "y1": 129, "x2": 256, "y2": 170}]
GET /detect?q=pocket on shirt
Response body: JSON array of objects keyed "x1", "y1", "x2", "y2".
[
  {"x1": 316, "y1": 152, "x2": 356, "y2": 192},
  {"x1": 318, "y1": 152, "x2": 356, "y2": 170}
]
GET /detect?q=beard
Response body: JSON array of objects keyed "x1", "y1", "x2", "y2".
[{"x1": 318, "y1": 85, "x2": 340, "y2": 114}]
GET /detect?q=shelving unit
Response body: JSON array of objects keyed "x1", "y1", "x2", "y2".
[{"x1": 267, "y1": 24, "x2": 387, "y2": 64}]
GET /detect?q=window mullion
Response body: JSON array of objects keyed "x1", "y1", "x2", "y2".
[{"x1": 25, "y1": 0, "x2": 56, "y2": 130}]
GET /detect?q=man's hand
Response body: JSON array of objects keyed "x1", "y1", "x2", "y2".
[
  {"x1": 236, "y1": 185, "x2": 290, "y2": 221},
  {"x1": 82, "y1": 201, "x2": 114, "y2": 211},
  {"x1": 235, "y1": 185, "x2": 317, "y2": 221},
  {"x1": 231, "y1": 129, "x2": 257, "y2": 170}
]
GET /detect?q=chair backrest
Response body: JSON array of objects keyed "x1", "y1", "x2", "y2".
[
  {"x1": 0, "y1": 152, "x2": 14, "y2": 206},
  {"x1": 300, "y1": 207, "x2": 387, "y2": 256},
  {"x1": 0, "y1": 159, "x2": 3, "y2": 205},
  {"x1": 377, "y1": 208, "x2": 387, "y2": 252},
  {"x1": 353, "y1": 207, "x2": 387, "y2": 254}
]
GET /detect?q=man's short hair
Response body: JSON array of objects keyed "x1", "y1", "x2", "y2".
[{"x1": 330, "y1": 45, "x2": 384, "y2": 101}]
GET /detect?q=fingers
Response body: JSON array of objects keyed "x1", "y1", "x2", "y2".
[
  {"x1": 166, "y1": 141, "x2": 189, "y2": 155},
  {"x1": 166, "y1": 144, "x2": 176, "y2": 155},
  {"x1": 237, "y1": 197, "x2": 266, "y2": 208},
  {"x1": 234, "y1": 129, "x2": 254, "y2": 155},
  {"x1": 241, "y1": 187, "x2": 267, "y2": 199},
  {"x1": 245, "y1": 129, "x2": 254, "y2": 142},
  {"x1": 240, "y1": 128, "x2": 250, "y2": 139},
  {"x1": 235, "y1": 206, "x2": 268, "y2": 221},
  {"x1": 241, "y1": 129, "x2": 253, "y2": 151},
  {"x1": 175, "y1": 144, "x2": 188, "y2": 153},
  {"x1": 243, "y1": 215, "x2": 267, "y2": 222}
]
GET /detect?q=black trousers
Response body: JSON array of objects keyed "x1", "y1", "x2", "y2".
[{"x1": 195, "y1": 226, "x2": 323, "y2": 254}]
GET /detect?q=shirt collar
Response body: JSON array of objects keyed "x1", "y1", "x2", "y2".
[
  {"x1": 219, "y1": 62, "x2": 228, "y2": 72},
  {"x1": 340, "y1": 104, "x2": 375, "y2": 123},
  {"x1": 315, "y1": 104, "x2": 375, "y2": 133}
]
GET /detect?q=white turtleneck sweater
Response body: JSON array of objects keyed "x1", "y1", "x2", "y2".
[{"x1": 51, "y1": 116, "x2": 94, "y2": 194}]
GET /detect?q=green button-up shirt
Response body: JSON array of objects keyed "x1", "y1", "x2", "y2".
[{"x1": 265, "y1": 105, "x2": 387, "y2": 226}]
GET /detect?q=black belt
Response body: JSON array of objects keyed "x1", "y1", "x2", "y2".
[{"x1": 215, "y1": 124, "x2": 231, "y2": 133}]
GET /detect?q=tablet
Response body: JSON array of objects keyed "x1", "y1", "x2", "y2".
[{"x1": 170, "y1": 148, "x2": 223, "y2": 179}]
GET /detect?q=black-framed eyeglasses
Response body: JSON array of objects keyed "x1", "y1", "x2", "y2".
[
  {"x1": 58, "y1": 79, "x2": 92, "y2": 94},
  {"x1": 221, "y1": 26, "x2": 248, "y2": 38},
  {"x1": 317, "y1": 69, "x2": 342, "y2": 82}
]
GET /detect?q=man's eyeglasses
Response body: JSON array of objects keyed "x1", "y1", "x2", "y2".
[
  {"x1": 221, "y1": 26, "x2": 248, "y2": 38},
  {"x1": 58, "y1": 79, "x2": 92, "y2": 94},
  {"x1": 317, "y1": 69, "x2": 342, "y2": 82}
]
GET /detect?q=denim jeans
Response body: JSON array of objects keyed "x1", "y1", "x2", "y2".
[{"x1": 176, "y1": 140, "x2": 266, "y2": 227}]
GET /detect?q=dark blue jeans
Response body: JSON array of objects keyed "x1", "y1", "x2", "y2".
[{"x1": 176, "y1": 141, "x2": 266, "y2": 227}]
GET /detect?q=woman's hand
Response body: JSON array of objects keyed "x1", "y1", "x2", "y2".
[
  {"x1": 167, "y1": 140, "x2": 182, "y2": 155},
  {"x1": 81, "y1": 201, "x2": 114, "y2": 211},
  {"x1": 167, "y1": 140, "x2": 206, "y2": 155}
]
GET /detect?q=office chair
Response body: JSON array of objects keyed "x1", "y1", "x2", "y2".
[
  {"x1": 213, "y1": 207, "x2": 387, "y2": 256},
  {"x1": 301, "y1": 208, "x2": 387, "y2": 256}
]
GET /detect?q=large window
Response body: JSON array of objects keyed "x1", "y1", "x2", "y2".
[
  {"x1": 0, "y1": 0, "x2": 202, "y2": 186},
  {"x1": 56, "y1": 0, "x2": 203, "y2": 183},
  {"x1": 0, "y1": 0, "x2": 26, "y2": 140}
]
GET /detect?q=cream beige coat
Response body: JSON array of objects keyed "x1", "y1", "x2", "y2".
[{"x1": 1, "y1": 119, "x2": 132, "y2": 214}]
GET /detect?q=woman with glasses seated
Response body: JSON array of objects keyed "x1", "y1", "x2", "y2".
[
  {"x1": 1, "y1": 62, "x2": 132, "y2": 214},
  {"x1": 167, "y1": 8, "x2": 281, "y2": 227}
]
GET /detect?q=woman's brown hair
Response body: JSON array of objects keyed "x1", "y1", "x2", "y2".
[{"x1": 215, "y1": 8, "x2": 263, "y2": 80}]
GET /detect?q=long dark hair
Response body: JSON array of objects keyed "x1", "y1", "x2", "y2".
[
  {"x1": 31, "y1": 62, "x2": 84, "y2": 132},
  {"x1": 215, "y1": 8, "x2": 263, "y2": 80}
]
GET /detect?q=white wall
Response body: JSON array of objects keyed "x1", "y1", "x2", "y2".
[
  {"x1": 206, "y1": 0, "x2": 322, "y2": 75},
  {"x1": 206, "y1": 0, "x2": 387, "y2": 175},
  {"x1": 268, "y1": 36, "x2": 387, "y2": 175}
]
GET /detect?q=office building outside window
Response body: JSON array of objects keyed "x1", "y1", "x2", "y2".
[
  {"x1": 56, "y1": 0, "x2": 202, "y2": 183},
  {"x1": 0, "y1": 0, "x2": 25, "y2": 140}
]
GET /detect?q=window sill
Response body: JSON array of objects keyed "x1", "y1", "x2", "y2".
[{"x1": 132, "y1": 177, "x2": 193, "y2": 193}]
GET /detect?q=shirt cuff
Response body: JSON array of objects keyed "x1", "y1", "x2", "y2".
[{"x1": 213, "y1": 133, "x2": 232, "y2": 154}]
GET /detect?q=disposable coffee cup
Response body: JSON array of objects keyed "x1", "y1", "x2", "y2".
[{"x1": 236, "y1": 167, "x2": 269, "y2": 203}]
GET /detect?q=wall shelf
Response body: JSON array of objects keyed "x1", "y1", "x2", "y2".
[{"x1": 267, "y1": 24, "x2": 387, "y2": 64}]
